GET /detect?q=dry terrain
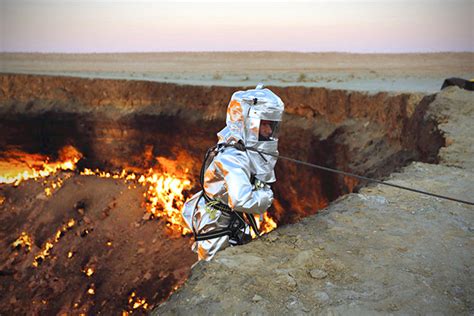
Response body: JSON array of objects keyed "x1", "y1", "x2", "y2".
[{"x1": 2, "y1": 52, "x2": 473, "y2": 92}]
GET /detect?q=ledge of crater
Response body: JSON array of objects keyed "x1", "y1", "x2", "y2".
[{"x1": 1, "y1": 74, "x2": 423, "y2": 124}]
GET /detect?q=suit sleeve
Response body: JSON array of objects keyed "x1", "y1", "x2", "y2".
[{"x1": 214, "y1": 149, "x2": 273, "y2": 214}]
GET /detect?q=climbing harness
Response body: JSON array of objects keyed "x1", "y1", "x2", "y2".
[{"x1": 191, "y1": 143, "x2": 261, "y2": 244}]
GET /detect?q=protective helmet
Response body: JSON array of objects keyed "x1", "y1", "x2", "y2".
[{"x1": 217, "y1": 83, "x2": 285, "y2": 183}]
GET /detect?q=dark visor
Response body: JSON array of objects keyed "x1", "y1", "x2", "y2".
[{"x1": 258, "y1": 120, "x2": 280, "y2": 141}]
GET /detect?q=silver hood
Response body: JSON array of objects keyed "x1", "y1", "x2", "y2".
[{"x1": 217, "y1": 84, "x2": 284, "y2": 183}]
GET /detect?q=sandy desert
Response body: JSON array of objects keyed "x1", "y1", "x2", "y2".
[{"x1": 2, "y1": 52, "x2": 473, "y2": 92}]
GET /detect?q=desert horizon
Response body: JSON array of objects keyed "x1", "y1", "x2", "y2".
[{"x1": 2, "y1": 51, "x2": 473, "y2": 93}]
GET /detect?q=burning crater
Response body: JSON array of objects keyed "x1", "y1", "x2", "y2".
[{"x1": 0, "y1": 74, "x2": 444, "y2": 314}]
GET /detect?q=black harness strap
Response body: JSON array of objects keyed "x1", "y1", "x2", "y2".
[
  {"x1": 245, "y1": 212, "x2": 260, "y2": 237},
  {"x1": 193, "y1": 209, "x2": 249, "y2": 242},
  {"x1": 195, "y1": 228, "x2": 233, "y2": 241},
  {"x1": 192, "y1": 143, "x2": 261, "y2": 242}
]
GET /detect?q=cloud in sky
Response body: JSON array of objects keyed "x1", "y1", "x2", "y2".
[{"x1": 1, "y1": 0, "x2": 473, "y2": 52}]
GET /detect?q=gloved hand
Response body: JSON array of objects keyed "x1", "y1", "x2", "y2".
[
  {"x1": 254, "y1": 185, "x2": 273, "y2": 212},
  {"x1": 254, "y1": 178, "x2": 268, "y2": 190}
]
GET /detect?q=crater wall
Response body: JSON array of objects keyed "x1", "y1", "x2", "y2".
[{"x1": 0, "y1": 74, "x2": 444, "y2": 223}]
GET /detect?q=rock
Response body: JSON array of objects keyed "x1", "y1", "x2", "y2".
[
  {"x1": 285, "y1": 295, "x2": 307, "y2": 312},
  {"x1": 313, "y1": 291, "x2": 330, "y2": 304},
  {"x1": 252, "y1": 294, "x2": 263, "y2": 302},
  {"x1": 275, "y1": 273, "x2": 297, "y2": 290},
  {"x1": 358, "y1": 194, "x2": 387, "y2": 205},
  {"x1": 285, "y1": 296, "x2": 299, "y2": 310},
  {"x1": 309, "y1": 269, "x2": 328, "y2": 279},
  {"x1": 102, "y1": 207, "x2": 110, "y2": 218},
  {"x1": 83, "y1": 216, "x2": 92, "y2": 224},
  {"x1": 266, "y1": 234, "x2": 278, "y2": 242},
  {"x1": 35, "y1": 192, "x2": 48, "y2": 200},
  {"x1": 143, "y1": 271, "x2": 152, "y2": 280},
  {"x1": 74, "y1": 201, "x2": 86, "y2": 214},
  {"x1": 293, "y1": 250, "x2": 319, "y2": 266},
  {"x1": 215, "y1": 254, "x2": 264, "y2": 271}
]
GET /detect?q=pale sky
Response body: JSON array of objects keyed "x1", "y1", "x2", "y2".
[{"x1": 1, "y1": 0, "x2": 473, "y2": 53}]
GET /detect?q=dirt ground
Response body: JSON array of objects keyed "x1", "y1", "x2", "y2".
[
  {"x1": 0, "y1": 173, "x2": 197, "y2": 314},
  {"x1": 154, "y1": 87, "x2": 473, "y2": 315},
  {"x1": 1, "y1": 52, "x2": 473, "y2": 93}
]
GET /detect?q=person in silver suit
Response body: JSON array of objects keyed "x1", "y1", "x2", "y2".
[{"x1": 182, "y1": 83, "x2": 284, "y2": 261}]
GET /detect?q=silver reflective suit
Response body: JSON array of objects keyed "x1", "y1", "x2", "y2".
[{"x1": 182, "y1": 84, "x2": 284, "y2": 261}]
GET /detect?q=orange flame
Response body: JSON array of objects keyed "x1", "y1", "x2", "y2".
[
  {"x1": 249, "y1": 212, "x2": 278, "y2": 238},
  {"x1": 256, "y1": 212, "x2": 278, "y2": 234},
  {"x1": 1, "y1": 146, "x2": 273, "y2": 236},
  {"x1": 138, "y1": 169, "x2": 192, "y2": 234},
  {"x1": 0, "y1": 145, "x2": 82, "y2": 186},
  {"x1": 80, "y1": 167, "x2": 192, "y2": 234},
  {"x1": 33, "y1": 218, "x2": 76, "y2": 267},
  {"x1": 82, "y1": 267, "x2": 95, "y2": 277},
  {"x1": 127, "y1": 291, "x2": 149, "y2": 311},
  {"x1": 87, "y1": 286, "x2": 95, "y2": 295},
  {"x1": 11, "y1": 232, "x2": 33, "y2": 252}
]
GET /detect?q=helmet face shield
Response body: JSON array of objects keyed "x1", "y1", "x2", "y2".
[{"x1": 258, "y1": 119, "x2": 280, "y2": 141}]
